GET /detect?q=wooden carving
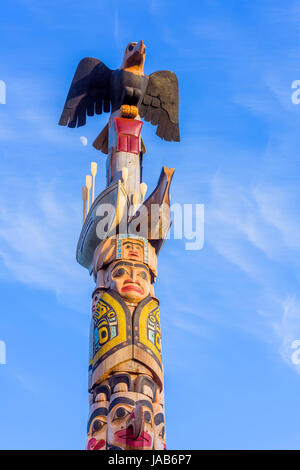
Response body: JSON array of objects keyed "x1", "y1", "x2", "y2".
[
  {"x1": 59, "y1": 41, "x2": 179, "y2": 143},
  {"x1": 59, "y1": 41, "x2": 179, "y2": 450}
]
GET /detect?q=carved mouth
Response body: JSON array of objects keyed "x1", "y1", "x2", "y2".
[
  {"x1": 121, "y1": 283, "x2": 144, "y2": 295},
  {"x1": 87, "y1": 438, "x2": 105, "y2": 450},
  {"x1": 115, "y1": 429, "x2": 152, "y2": 448}
]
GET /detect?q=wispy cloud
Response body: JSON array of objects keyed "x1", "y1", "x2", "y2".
[
  {"x1": 206, "y1": 172, "x2": 300, "y2": 371},
  {"x1": 0, "y1": 75, "x2": 75, "y2": 146},
  {"x1": 0, "y1": 178, "x2": 92, "y2": 312},
  {"x1": 207, "y1": 174, "x2": 300, "y2": 267}
]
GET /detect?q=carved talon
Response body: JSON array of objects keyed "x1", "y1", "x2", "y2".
[
  {"x1": 130, "y1": 105, "x2": 138, "y2": 118},
  {"x1": 120, "y1": 104, "x2": 138, "y2": 119},
  {"x1": 120, "y1": 104, "x2": 131, "y2": 116}
]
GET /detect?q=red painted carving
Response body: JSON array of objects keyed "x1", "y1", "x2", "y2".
[{"x1": 114, "y1": 118, "x2": 143, "y2": 154}]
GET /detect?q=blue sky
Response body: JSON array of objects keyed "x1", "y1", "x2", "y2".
[{"x1": 1, "y1": 0, "x2": 300, "y2": 450}]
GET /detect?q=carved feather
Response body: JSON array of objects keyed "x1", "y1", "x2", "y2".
[{"x1": 59, "y1": 58, "x2": 112, "y2": 128}]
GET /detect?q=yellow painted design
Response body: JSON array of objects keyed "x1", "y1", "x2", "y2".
[
  {"x1": 93, "y1": 292, "x2": 127, "y2": 364},
  {"x1": 99, "y1": 326, "x2": 109, "y2": 344},
  {"x1": 139, "y1": 300, "x2": 162, "y2": 364},
  {"x1": 95, "y1": 300, "x2": 111, "y2": 320}
]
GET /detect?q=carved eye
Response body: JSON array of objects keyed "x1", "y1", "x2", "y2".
[
  {"x1": 138, "y1": 271, "x2": 148, "y2": 280},
  {"x1": 112, "y1": 267, "x2": 126, "y2": 278},
  {"x1": 144, "y1": 410, "x2": 152, "y2": 424},
  {"x1": 92, "y1": 419, "x2": 105, "y2": 434},
  {"x1": 128, "y1": 44, "x2": 134, "y2": 51},
  {"x1": 112, "y1": 406, "x2": 131, "y2": 421}
]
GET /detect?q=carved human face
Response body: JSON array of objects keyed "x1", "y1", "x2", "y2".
[
  {"x1": 86, "y1": 407, "x2": 108, "y2": 450},
  {"x1": 153, "y1": 403, "x2": 166, "y2": 450},
  {"x1": 86, "y1": 387, "x2": 110, "y2": 450},
  {"x1": 105, "y1": 261, "x2": 151, "y2": 303},
  {"x1": 107, "y1": 392, "x2": 154, "y2": 450},
  {"x1": 121, "y1": 239, "x2": 144, "y2": 262}
]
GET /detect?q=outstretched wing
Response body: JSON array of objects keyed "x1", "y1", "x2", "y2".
[
  {"x1": 59, "y1": 58, "x2": 112, "y2": 128},
  {"x1": 139, "y1": 71, "x2": 180, "y2": 142}
]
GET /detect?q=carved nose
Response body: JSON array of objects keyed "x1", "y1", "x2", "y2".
[{"x1": 127, "y1": 403, "x2": 144, "y2": 439}]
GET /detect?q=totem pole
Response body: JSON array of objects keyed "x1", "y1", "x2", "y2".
[{"x1": 59, "y1": 41, "x2": 179, "y2": 450}]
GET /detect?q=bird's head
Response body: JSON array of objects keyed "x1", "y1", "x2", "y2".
[{"x1": 121, "y1": 40, "x2": 146, "y2": 74}]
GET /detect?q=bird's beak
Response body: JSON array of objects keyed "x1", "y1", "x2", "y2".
[
  {"x1": 121, "y1": 40, "x2": 146, "y2": 70},
  {"x1": 127, "y1": 404, "x2": 144, "y2": 439},
  {"x1": 136, "y1": 40, "x2": 145, "y2": 55}
]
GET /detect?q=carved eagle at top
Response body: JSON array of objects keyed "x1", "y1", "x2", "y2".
[{"x1": 58, "y1": 40, "x2": 180, "y2": 143}]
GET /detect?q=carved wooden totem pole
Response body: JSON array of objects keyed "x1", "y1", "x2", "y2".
[{"x1": 59, "y1": 41, "x2": 179, "y2": 450}]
